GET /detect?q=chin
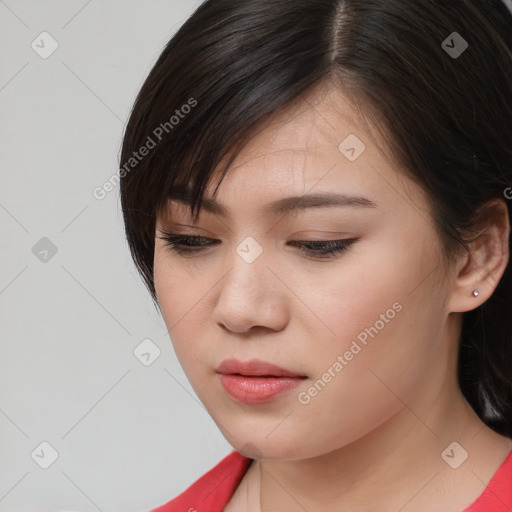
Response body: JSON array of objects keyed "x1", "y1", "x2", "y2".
[{"x1": 234, "y1": 438, "x2": 309, "y2": 461}]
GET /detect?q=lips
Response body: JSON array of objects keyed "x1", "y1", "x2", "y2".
[
  {"x1": 216, "y1": 358, "x2": 306, "y2": 378},
  {"x1": 215, "y1": 358, "x2": 307, "y2": 404}
]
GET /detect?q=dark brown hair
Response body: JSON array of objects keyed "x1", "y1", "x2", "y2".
[{"x1": 119, "y1": 0, "x2": 512, "y2": 436}]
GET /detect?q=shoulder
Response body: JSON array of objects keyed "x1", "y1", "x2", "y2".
[
  {"x1": 148, "y1": 450, "x2": 252, "y2": 512},
  {"x1": 463, "y1": 448, "x2": 512, "y2": 511}
]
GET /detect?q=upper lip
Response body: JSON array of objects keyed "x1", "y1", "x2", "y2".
[{"x1": 216, "y1": 358, "x2": 306, "y2": 378}]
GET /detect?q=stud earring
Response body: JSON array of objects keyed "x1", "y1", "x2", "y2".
[{"x1": 472, "y1": 290, "x2": 479, "y2": 297}]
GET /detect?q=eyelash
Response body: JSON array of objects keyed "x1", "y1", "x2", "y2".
[{"x1": 157, "y1": 231, "x2": 358, "y2": 259}]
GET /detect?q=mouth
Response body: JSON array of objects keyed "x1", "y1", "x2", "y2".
[
  {"x1": 216, "y1": 358, "x2": 307, "y2": 378},
  {"x1": 216, "y1": 358, "x2": 307, "y2": 404}
]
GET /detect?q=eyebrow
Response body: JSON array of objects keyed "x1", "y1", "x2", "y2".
[{"x1": 167, "y1": 190, "x2": 378, "y2": 218}]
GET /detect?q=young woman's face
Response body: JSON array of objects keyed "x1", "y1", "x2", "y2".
[{"x1": 154, "y1": 84, "x2": 455, "y2": 460}]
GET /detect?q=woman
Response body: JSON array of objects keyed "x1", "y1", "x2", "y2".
[{"x1": 120, "y1": 0, "x2": 512, "y2": 510}]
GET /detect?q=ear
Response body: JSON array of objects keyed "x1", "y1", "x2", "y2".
[{"x1": 448, "y1": 199, "x2": 510, "y2": 313}]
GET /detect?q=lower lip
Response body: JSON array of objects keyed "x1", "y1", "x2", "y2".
[{"x1": 218, "y1": 374, "x2": 305, "y2": 404}]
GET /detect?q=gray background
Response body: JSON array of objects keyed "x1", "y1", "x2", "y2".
[
  {"x1": 2, "y1": 1, "x2": 512, "y2": 511},
  {"x1": 0, "y1": 1, "x2": 233, "y2": 511}
]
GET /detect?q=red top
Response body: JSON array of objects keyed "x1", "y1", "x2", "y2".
[{"x1": 150, "y1": 449, "x2": 512, "y2": 512}]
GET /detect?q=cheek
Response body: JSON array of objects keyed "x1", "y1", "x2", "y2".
[
  {"x1": 154, "y1": 249, "x2": 209, "y2": 320},
  {"x1": 154, "y1": 254, "x2": 180, "y2": 324},
  {"x1": 297, "y1": 249, "x2": 409, "y2": 351},
  {"x1": 311, "y1": 232, "x2": 436, "y2": 343},
  {"x1": 153, "y1": 253, "x2": 206, "y2": 367},
  {"x1": 295, "y1": 242, "x2": 439, "y2": 404}
]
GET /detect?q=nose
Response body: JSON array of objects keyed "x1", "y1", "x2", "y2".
[{"x1": 211, "y1": 249, "x2": 289, "y2": 335}]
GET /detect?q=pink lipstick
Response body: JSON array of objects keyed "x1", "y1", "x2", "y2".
[{"x1": 216, "y1": 358, "x2": 307, "y2": 404}]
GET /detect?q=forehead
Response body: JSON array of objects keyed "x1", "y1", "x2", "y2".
[{"x1": 164, "y1": 84, "x2": 424, "y2": 221}]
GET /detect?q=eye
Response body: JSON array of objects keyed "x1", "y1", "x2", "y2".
[
  {"x1": 157, "y1": 230, "x2": 358, "y2": 259},
  {"x1": 157, "y1": 233, "x2": 219, "y2": 256},
  {"x1": 287, "y1": 238, "x2": 357, "y2": 258}
]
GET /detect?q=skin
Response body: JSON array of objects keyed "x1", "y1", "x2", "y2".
[{"x1": 153, "y1": 82, "x2": 512, "y2": 512}]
